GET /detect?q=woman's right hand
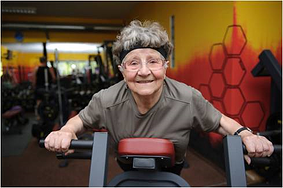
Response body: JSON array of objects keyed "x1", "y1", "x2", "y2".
[{"x1": 44, "y1": 129, "x2": 77, "y2": 155}]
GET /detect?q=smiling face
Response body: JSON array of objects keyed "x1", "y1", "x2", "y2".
[{"x1": 119, "y1": 48, "x2": 168, "y2": 99}]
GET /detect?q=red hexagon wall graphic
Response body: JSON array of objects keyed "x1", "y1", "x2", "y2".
[
  {"x1": 223, "y1": 88, "x2": 245, "y2": 116},
  {"x1": 167, "y1": 21, "x2": 280, "y2": 137},
  {"x1": 211, "y1": 100, "x2": 225, "y2": 113},
  {"x1": 209, "y1": 43, "x2": 226, "y2": 70},
  {"x1": 209, "y1": 73, "x2": 226, "y2": 98},
  {"x1": 241, "y1": 102, "x2": 265, "y2": 131},
  {"x1": 223, "y1": 57, "x2": 246, "y2": 86},
  {"x1": 199, "y1": 84, "x2": 212, "y2": 101},
  {"x1": 223, "y1": 25, "x2": 247, "y2": 56}
]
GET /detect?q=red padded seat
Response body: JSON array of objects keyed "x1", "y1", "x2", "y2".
[{"x1": 118, "y1": 138, "x2": 175, "y2": 166}]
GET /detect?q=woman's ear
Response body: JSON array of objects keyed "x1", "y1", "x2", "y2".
[
  {"x1": 118, "y1": 65, "x2": 124, "y2": 72},
  {"x1": 118, "y1": 65, "x2": 126, "y2": 80},
  {"x1": 164, "y1": 61, "x2": 169, "y2": 69},
  {"x1": 163, "y1": 61, "x2": 169, "y2": 79}
]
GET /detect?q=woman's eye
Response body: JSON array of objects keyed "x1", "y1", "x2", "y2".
[
  {"x1": 148, "y1": 59, "x2": 158, "y2": 64},
  {"x1": 129, "y1": 60, "x2": 139, "y2": 66}
]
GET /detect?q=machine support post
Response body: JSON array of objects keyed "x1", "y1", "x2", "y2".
[
  {"x1": 223, "y1": 135, "x2": 247, "y2": 187},
  {"x1": 89, "y1": 132, "x2": 109, "y2": 187}
]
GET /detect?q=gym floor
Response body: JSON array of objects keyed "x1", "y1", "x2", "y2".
[{"x1": 1, "y1": 112, "x2": 227, "y2": 186}]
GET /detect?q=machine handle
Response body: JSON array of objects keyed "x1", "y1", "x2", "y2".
[{"x1": 39, "y1": 139, "x2": 93, "y2": 149}]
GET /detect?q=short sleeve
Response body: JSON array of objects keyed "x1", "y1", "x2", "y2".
[
  {"x1": 191, "y1": 88, "x2": 222, "y2": 132},
  {"x1": 78, "y1": 91, "x2": 105, "y2": 130}
]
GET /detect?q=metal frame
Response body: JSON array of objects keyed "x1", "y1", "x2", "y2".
[
  {"x1": 89, "y1": 132, "x2": 109, "y2": 187},
  {"x1": 108, "y1": 171, "x2": 189, "y2": 187},
  {"x1": 223, "y1": 135, "x2": 247, "y2": 187}
]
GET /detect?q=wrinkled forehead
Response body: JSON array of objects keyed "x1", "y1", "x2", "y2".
[{"x1": 123, "y1": 48, "x2": 162, "y2": 61}]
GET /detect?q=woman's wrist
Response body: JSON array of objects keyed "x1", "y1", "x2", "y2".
[
  {"x1": 235, "y1": 127, "x2": 254, "y2": 139},
  {"x1": 60, "y1": 125, "x2": 77, "y2": 136}
]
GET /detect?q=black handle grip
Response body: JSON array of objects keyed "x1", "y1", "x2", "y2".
[
  {"x1": 250, "y1": 157, "x2": 276, "y2": 166},
  {"x1": 257, "y1": 130, "x2": 281, "y2": 137},
  {"x1": 39, "y1": 139, "x2": 93, "y2": 149},
  {"x1": 273, "y1": 145, "x2": 281, "y2": 153}
]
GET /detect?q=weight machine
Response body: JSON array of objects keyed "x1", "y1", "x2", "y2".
[{"x1": 40, "y1": 132, "x2": 281, "y2": 187}]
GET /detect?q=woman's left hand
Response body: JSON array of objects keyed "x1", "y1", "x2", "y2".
[{"x1": 241, "y1": 133, "x2": 274, "y2": 164}]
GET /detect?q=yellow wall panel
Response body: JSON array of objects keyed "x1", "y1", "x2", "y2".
[
  {"x1": 235, "y1": 1, "x2": 282, "y2": 50},
  {"x1": 126, "y1": 2, "x2": 234, "y2": 67}
]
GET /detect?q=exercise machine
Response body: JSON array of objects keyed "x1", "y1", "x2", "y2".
[
  {"x1": 40, "y1": 132, "x2": 189, "y2": 186},
  {"x1": 39, "y1": 132, "x2": 281, "y2": 187},
  {"x1": 251, "y1": 50, "x2": 282, "y2": 185},
  {"x1": 252, "y1": 49, "x2": 282, "y2": 144}
]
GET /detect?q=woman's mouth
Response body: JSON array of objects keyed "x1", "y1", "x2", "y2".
[{"x1": 136, "y1": 80, "x2": 154, "y2": 84}]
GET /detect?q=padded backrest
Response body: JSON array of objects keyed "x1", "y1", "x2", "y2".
[{"x1": 118, "y1": 138, "x2": 175, "y2": 165}]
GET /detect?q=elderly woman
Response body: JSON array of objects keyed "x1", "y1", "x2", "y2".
[{"x1": 44, "y1": 20, "x2": 273, "y2": 175}]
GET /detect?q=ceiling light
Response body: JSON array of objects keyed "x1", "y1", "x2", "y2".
[
  {"x1": 1, "y1": 42, "x2": 103, "y2": 53},
  {"x1": 2, "y1": 23, "x2": 85, "y2": 30},
  {"x1": 93, "y1": 26, "x2": 122, "y2": 31},
  {"x1": 2, "y1": 7, "x2": 37, "y2": 14}
]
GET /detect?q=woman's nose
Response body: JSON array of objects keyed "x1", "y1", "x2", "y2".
[{"x1": 138, "y1": 62, "x2": 151, "y2": 75}]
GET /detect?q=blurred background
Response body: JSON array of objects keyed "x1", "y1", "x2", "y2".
[{"x1": 1, "y1": 1, "x2": 282, "y2": 187}]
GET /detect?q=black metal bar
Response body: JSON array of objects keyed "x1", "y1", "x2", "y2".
[
  {"x1": 251, "y1": 61, "x2": 269, "y2": 76},
  {"x1": 273, "y1": 145, "x2": 282, "y2": 153},
  {"x1": 258, "y1": 50, "x2": 281, "y2": 91},
  {"x1": 257, "y1": 130, "x2": 281, "y2": 137},
  {"x1": 43, "y1": 42, "x2": 47, "y2": 59},
  {"x1": 250, "y1": 157, "x2": 275, "y2": 166},
  {"x1": 223, "y1": 135, "x2": 247, "y2": 187},
  {"x1": 88, "y1": 132, "x2": 109, "y2": 187},
  {"x1": 252, "y1": 50, "x2": 282, "y2": 90},
  {"x1": 39, "y1": 139, "x2": 93, "y2": 149}
]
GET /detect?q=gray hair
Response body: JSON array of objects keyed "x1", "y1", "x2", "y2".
[{"x1": 112, "y1": 20, "x2": 174, "y2": 65}]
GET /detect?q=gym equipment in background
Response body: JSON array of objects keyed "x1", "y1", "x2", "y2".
[{"x1": 1, "y1": 83, "x2": 30, "y2": 135}]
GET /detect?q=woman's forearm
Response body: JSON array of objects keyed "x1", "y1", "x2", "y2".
[
  {"x1": 60, "y1": 114, "x2": 87, "y2": 136},
  {"x1": 216, "y1": 114, "x2": 253, "y2": 138}
]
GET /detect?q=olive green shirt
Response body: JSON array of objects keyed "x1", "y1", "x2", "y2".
[{"x1": 79, "y1": 77, "x2": 222, "y2": 163}]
